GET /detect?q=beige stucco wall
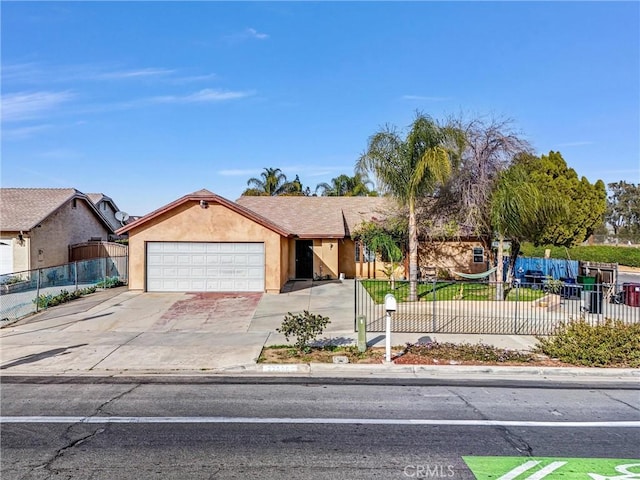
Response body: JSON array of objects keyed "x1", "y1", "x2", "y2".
[
  {"x1": 338, "y1": 238, "x2": 356, "y2": 278},
  {"x1": 419, "y1": 239, "x2": 487, "y2": 277},
  {"x1": 314, "y1": 239, "x2": 339, "y2": 279},
  {"x1": 126, "y1": 201, "x2": 286, "y2": 293}
]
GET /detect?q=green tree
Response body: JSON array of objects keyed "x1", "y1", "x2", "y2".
[
  {"x1": 515, "y1": 151, "x2": 606, "y2": 246},
  {"x1": 357, "y1": 113, "x2": 452, "y2": 301},
  {"x1": 315, "y1": 173, "x2": 376, "y2": 196},
  {"x1": 243, "y1": 167, "x2": 296, "y2": 196},
  {"x1": 606, "y1": 181, "x2": 640, "y2": 235},
  {"x1": 490, "y1": 165, "x2": 560, "y2": 299}
]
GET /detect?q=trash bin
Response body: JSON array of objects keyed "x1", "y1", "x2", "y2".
[
  {"x1": 560, "y1": 278, "x2": 580, "y2": 299},
  {"x1": 624, "y1": 283, "x2": 640, "y2": 307},
  {"x1": 577, "y1": 275, "x2": 596, "y2": 292},
  {"x1": 589, "y1": 290, "x2": 603, "y2": 314}
]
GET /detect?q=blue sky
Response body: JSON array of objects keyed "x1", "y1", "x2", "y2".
[{"x1": 2, "y1": 1, "x2": 639, "y2": 216}]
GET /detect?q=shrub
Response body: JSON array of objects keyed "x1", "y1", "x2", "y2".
[
  {"x1": 96, "y1": 276, "x2": 124, "y2": 288},
  {"x1": 33, "y1": 286, "x2": 97, "y2": 310},
  {"x1": 404, "y1": 341, "x2": 534, "y2": 363},
  {"x1": 276, "y1": 310, "x2": 330, "y2": 352},
  {"x1": 535, "y1": 320, "x2": 640, "y2": 367}
]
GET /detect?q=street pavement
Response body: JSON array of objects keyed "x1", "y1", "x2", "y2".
[{"x1": 0, "y1": 280, "x2": 638, "y2": 382}]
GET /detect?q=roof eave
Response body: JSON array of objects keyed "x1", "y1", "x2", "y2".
[{"x1": 116, "y1": 192, "x2": 293, "y2": 238}]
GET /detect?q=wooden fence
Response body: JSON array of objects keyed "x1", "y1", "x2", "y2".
[{"x1": 69, "y1": 241, "x2": 128, "y2": 262}]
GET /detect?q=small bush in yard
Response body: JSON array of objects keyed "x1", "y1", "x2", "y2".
[
  {"x1": 535, "y1": 320, "x2": 640, "y2": 367},
  {"x1": 277, "y1": 310, "x2": 330, "y2": 353}
]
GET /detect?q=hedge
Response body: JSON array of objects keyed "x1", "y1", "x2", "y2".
[{"x1": 520, "y1": 244, "x2": 640, "y2": 268}]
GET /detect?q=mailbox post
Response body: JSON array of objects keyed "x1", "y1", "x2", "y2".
[{"x1": 384, "y1": 293, "x2": 397, "y2": 363}]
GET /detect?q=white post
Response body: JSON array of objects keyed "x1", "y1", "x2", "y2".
[{"x1": 385, "y1": 311, "x2": 391, "y2": 362}]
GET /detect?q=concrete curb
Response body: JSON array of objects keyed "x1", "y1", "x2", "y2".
[{"x1": 2, "y1": 364, "x2": 638, "y2": 382}]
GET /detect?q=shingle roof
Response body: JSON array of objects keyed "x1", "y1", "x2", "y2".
[
  {"x1": 0, "y1": 188, "x2": 80, "y2": 231},
  {"x1": 235, "y1": 196, "x2": 393, "y2": 238},
  {"x1": 86, "y1": 193, "x2": 106, "y2": 205}
]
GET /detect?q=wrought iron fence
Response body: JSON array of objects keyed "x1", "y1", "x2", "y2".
[
  {"x1": 0, "y1": 256, "x2": 128, "y2": 323},
  {"x1": 355, "y1": 278, "x2": 640, "y2": 335}
]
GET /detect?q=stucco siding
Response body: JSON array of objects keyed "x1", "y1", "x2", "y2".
[
  {"x1": 29, "y1": 200, "x2": 109, "y2": 269},
  {"x1": 419, "y1": 240, "x2": 487, "y2": 277},
  {"x1": 338, "y1": 239, "x2": 356, "y2": 278},
  {"x1": 126, "y1": 201, "x2": 285, "y2": 292}
]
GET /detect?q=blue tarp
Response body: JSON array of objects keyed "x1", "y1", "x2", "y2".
[{"x1": 503, "y1": 256, "x2": 579, "y2": 281}]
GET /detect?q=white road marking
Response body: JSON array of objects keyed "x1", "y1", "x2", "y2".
[
  {"x1": 526, "y1": 461, "x2": 568, "y2": 479},
  {"x1": 497, "y1": 460, "x2": 541, "y2": 480},
  {"x1": 1, "y1": 417, "x2": 639, "y2": 426}
]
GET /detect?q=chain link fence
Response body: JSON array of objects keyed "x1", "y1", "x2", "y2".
[
  {"x1": 0, "y1": 256, "x2": 127, "y2": 324},
  {"x1": 356, "y1": 278, "x2": 640, "y2": 335}
]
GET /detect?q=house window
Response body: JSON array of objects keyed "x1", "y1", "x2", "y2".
[
  {"x1": 72, "y1": 199, "x2": 77, "y2": 209},
  {"x1": 472, "y1": 247, "x2": 484, "y2": 263},
  {"x1": 355, "y1": 242, "x2": 376, "y2": 262},
  {"x1": 102, "y1": 202, "x2": 107, "y2": 210}
]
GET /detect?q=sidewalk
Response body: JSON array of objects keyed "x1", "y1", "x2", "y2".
[{"x1": 0, "y1": 285, "x2": 638, "y2": 383}]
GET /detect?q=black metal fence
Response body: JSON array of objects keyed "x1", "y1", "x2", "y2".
[
  {"x1": 355, "y1": 279, "x2": 640, "y2": 335},
  {"x1": 0, "y1": 256, "x2": 128, "y2": 323}
]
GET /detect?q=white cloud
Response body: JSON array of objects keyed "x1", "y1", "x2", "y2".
[
  {"x1": 224, "y1": 27, "x2": 270, "y2": 43},
  {"x1": 401, "y1": 95, "x2": 450, "y2": 102},
  {"x1": 245, "y1": 28, "x2": 269, "y2": 40},
  {"x1": 94, "y1": 68, "x2": 174, "y2": 80},
  {"x1": 150, "y1": 89, "x2": 255, "y2": 104},
  {"x1": 1, "y1": 91, "x2": 74, "y2": 122},
  {"x1": 169, "y1": 73, "x2": 218, "y2": 84}
]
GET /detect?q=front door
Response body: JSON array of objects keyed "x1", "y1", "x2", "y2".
[{"x1": 295, "y1": 240, "x2": 314, "y2": 279}]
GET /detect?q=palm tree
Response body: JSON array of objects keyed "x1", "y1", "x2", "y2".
[
  {"x1": 357, "y1": 113, "x2": 452, "y2": 301},
  {"x1": 243, "y1": 168, "x2": 293, "y2": 196},
  {"x1": 315, "y1": 173, "x2": 376, "y2": 196}
]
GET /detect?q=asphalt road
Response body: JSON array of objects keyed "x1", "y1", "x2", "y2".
[{"x1": 1, "y1": 379, "x2": 639, "y2": 479}]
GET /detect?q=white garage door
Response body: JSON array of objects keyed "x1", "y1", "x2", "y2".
[
  {"x1": 0, "y1": 239, "x2": 14, "y2": 276},
  {"x1": 146, "y1": 242, "x2": 265, "y2": 292}
]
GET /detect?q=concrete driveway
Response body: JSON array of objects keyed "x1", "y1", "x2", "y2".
[{"x1": 0, "y1": 288, "x2": 271, "y2": 374}]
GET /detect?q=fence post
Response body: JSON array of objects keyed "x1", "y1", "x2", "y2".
[
  {"x1": 432, "y1": 278, "x2": 437, "y2": 332},
  {"x1": 35, "y1": 268, "x2": 41, "y2": 313},
  {"x1": 74, "y1": 261, "x2": 78, "y2": 291},
  {"x1": 103, "y1": 257, "x2": 108, "y2": 287},
  {"x1": 354, "y1": 280, "x2": 358, "y2": 332},
  {"x1": 513, "y1": 282, "x2": 519, "y2": 333}
]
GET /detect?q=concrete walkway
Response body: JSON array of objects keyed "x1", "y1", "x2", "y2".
[{"x1": 0, "y1": 282, "x2": 637, "y2": 381}]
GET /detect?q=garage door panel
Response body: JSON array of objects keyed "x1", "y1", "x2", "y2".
[{"x1": 147, "y1": 242, "x2": 264, "y2": 292}]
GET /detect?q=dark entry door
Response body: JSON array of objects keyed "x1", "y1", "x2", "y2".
[{"x1": 295, "y1": 240, "x2": 314, "y2": 279}]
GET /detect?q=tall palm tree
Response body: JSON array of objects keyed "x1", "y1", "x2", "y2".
[
  {"x1": 315, "y1": 173, "x2": 376, "y2": 196},
  {"x1": 243, "y1": 168, "x2": 293, "y2": 196},
  {"x1": 357, "y1": 113, "x2": 452, "y2": 301}
]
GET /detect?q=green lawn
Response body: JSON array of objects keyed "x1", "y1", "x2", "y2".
[{"x1": 360, "y1": 280, "x2": 546, "y2": 304}]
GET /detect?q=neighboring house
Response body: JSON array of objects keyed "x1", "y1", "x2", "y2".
[
  {"x1": 86, "y1": 193, "x2": 128, "y2": 233},
  {"x1": 116, "y1": 188, "x2": 486, "y2": 294},
  {"x1": 0, "y1": 188, "x2": 115, "y2": 274}
]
